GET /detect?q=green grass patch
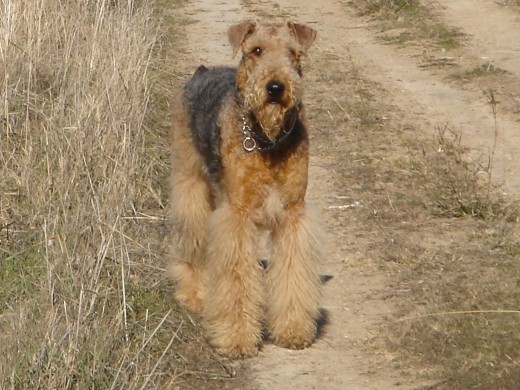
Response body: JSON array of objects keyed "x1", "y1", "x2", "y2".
[
  {"x1": 453, "y1": 63, "x2": 508, "y2": 80},
  {"x1": 356, "y1": 0, "x2": 422, "y2": 16},
  {"x1": 0, "y1": 247, "x2": 44, "y2": 310},
  {"x1": 350, "y1": 0, "x2": 462, "y2": 50}
]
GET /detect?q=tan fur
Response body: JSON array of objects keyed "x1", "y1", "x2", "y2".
[
  {"x1": 234, "y1": 21, "x2": 315, "y2": 140},
  {"x1": 169, "y1": 21, "x2": 324, "y2": 359},
  {"x1": 266, "y1": 205, "x2": 323, "y2": 348},
  {"x1": 168, "y1": 101, "x2": 212, "y2": 312},
  {"x1": 203, "y1": 205, "x2": 264, "y2": 357}
]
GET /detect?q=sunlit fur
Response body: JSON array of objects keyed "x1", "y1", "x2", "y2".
[
  {"x1": 169, "y1": 21, "x2": 324, "y2": 359},
  {"x1": 232, "y1": 22, "x2": 314, "y2": 140}
]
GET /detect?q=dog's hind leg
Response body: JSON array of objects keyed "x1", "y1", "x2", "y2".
[
  {"x1": 169, "y1": 102, "x2": 212, "y2": 313},
  {"x1": 266, "y1": 204, "x2": 324, "y2": 349}
]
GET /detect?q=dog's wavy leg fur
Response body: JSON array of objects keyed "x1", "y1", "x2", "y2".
[
  {"x1": 266, "y1": 204, "x2": 324, "y2": 349},
  {"x1": 168, "y1": 102, "x2": 212, "y2": 313},
  {"x1": 202, "y1": 204, "x2": 264, "y2": 358}
]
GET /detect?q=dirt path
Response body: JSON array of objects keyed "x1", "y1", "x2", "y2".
[
  {"x1": 329, "y1": 0, "x2": 520, "y2": 196},
  {"x1": 435, "y1": 0, "x2": 520, "y2": 77},
  {"x1": 431, "y1": 0, "x2": 520, "y2": 193},
  {"x1": 177, "y1": 0, "x2": 520, "y2": 388}
]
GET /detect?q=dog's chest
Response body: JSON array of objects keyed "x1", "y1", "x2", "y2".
[
  {"x1": 253, "y1": 187, "x2": 285, "y2": 227},
  {"x1": 218, "y1": 115, "x2": 309, "y2": 218}
]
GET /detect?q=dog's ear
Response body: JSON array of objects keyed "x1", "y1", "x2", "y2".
[
  {"x1": 228, "y1": 20, "x2": 257, "y2": 58},
  {"x1": 287, "y1": 22, "x2": 317, "y2": 55}
]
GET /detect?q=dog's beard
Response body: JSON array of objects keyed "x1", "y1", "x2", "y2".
[
  {"x1": 244, "y1": 92, "x2": 296, "y2": 141},
  {"x1": 254, "y1": 104, "x2": 288, "y2": 140}
]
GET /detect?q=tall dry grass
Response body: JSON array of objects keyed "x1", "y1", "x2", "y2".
[{"x1": 0, "y1": 0, "x2": 182, "y2": 387}]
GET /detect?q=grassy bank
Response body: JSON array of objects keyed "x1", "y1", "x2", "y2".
[{"x1": 0, "y1": 1, "x2": 235, "y2": 388}]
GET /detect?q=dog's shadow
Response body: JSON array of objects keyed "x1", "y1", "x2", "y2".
[{"x1": 316, "y1": 274, "x2": 333, "y2": 339}]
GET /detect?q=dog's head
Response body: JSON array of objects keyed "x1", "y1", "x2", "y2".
[{"x1": 229, "y1": 21, "x2": 317, "y2": 141}]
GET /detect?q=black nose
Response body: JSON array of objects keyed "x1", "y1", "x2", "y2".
[{"x1": 266, "y1": 80, "x2": 285, "y2": 98}]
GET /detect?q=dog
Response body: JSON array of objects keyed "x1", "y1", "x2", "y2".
[{"x1": 169, "y1": 20, "x2": 324, "y2": 358}]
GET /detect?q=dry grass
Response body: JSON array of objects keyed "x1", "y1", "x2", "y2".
[
  {"x1": 331, "y1": 3, "x2": 520, "y2": 388},
  {"x1": 382, "y1": 114, "x2": 520, "y2": 389},
  {"x1": 0, "y1": 0, "x2": 239, "y2": 388},
  {"x1": 349, "y1": 0, "x2": 462, "y2": 50},
  {"x1": 306, "y1": 41, "x2": 520, "y2": 388},
  {"x1": 3, "y1": 0, "x2": 518, "y2": 388}
]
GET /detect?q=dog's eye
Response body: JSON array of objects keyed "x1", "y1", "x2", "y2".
[{"x1": 251, "y1": 47, "x2": 262, "y2": 56}]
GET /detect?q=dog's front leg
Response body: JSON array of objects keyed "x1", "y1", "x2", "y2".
[
  {"x1": 266, "y1": 203, "x2": 324, "y2": 349},
  {"x1": 202, "y1": 204, "x2": 264, "y2": 358}
]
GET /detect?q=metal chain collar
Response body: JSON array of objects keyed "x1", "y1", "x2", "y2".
[
  {"x1": 241, "y1": 116, "x2": 257, "y2": 152},
  {"x1": 241, "y1": 113, "x2": 297, "y2": 153}
]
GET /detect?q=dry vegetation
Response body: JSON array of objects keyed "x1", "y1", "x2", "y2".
[
  {"x1": 309, "y1": 41, "x2": 520, "y2": 387},
  {"x1": 350, "y1": 0, "x2": 462, "y2": 50},
  {"x1": 2, "y1": 0, "x2": 520, "y2": 388},
  {"x1": 341, "y1": 1, "x2": 520, "y2": 388},
  {"x1": 0, "y1": 0, "x2": 236, "y2": 388}
]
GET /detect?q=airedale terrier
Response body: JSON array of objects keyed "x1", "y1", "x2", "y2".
[{"x1": 169, "y1": 20, "x2": 324, "y2": 358}]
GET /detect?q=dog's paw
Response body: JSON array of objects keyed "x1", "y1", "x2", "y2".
[
  {"x1": 271, "y1": 325, "x2": 316, "y2": 350},
  {"x1": 273, "y1": 335, "x2": 314, "y2": 350}
]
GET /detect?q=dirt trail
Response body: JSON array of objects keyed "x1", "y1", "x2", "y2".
[
  {"x1": 178, "y1": 0, "x2": 520, "y2": 388},
  {"x1": 435, "y1": 0, "x2": 520, "y2": 77},
  {"x1": 330, "y1": 0, "x2": 520, "y2": 196},
  {"x1": 432, "y1": 0, "x2": 520, "y2": 194}
]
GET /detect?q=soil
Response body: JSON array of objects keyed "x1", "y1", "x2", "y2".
[{"x1": 173, "y1": 0, "x2": 520, "y2": 388}]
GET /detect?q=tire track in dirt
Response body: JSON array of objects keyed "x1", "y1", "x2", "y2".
[
  {"x1": 435, "y1": 0, "x2": 520, "y2": 77},
  {"x1": 323, "y1": 0, "x2": 520, "y2": 197},
  {"x1": 182, "y1": 0, "x2": 248, "y2": 64},
  {"x1": 431, "y1": 0, "x2": 520, "y2": 195},
  {"x1": 348, "y1": 0, "x2": 520, "y2": 196}
]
